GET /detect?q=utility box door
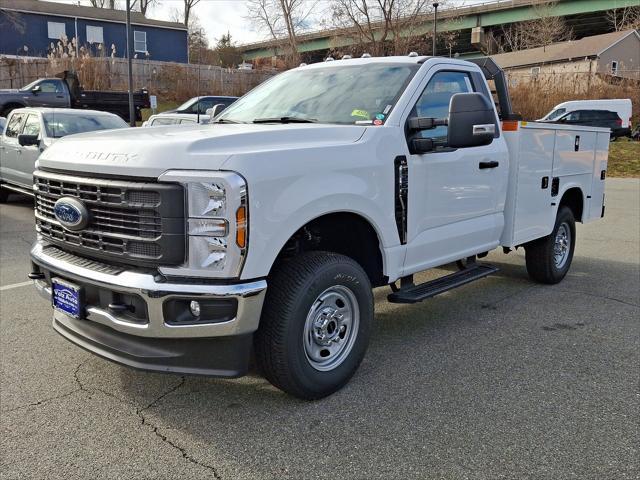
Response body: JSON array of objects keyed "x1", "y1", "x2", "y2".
[{"x1": 511, "y1": 126, "x2": 555, "y2": 245}]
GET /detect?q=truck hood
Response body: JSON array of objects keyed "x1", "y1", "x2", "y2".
[{"x1": 37, "y1": 123, "x2": 367, "y2": 178}]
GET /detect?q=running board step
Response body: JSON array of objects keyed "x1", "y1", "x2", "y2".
[{"x1": 388, "y1": 264, "x2": 499, "y2": 304}]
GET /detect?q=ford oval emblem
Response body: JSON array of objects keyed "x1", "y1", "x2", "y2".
[{"x1": 53, "y1": 197, "x2": 90, "y2": 231}]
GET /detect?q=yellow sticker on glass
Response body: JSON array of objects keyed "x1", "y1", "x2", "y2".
[{"x1": 350, "y1": 109, "x2": 370, "y2": 119}]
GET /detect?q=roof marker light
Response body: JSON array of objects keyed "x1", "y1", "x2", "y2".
[
  {"x1": 408, "y1": 51, "x2": 419, "y2": 57},
  {"x1": 361, "y1": 53, "x2": 371, "y2": 58},
  {"x1": 299, "y1": 62, "x2": 307, "y2": 67},
  {"x1": 325, "y1": 56, "x2": 334, "y2": 62},
  {"x1": 342, "y1": 55, "x2": 352, "y2": 60}
]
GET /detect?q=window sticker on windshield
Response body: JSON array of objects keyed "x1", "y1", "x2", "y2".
[
  {"x1": 354, "y1": 120, "x2": 373, "y2": 125},
  {"x1": 375, "y1": 113, "x2": 385, "y2": 120},
  {"x1": 383, "y1": 105, "x2": 392, "y2": 115},
  {"x1": 351, "y1": 109, "x2": 370, "y2": 120},
  {"x1": 373, "y1": 119, "x2": 383, "y2": 126}
]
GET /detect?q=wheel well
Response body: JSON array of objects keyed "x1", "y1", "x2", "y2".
[
  {"x1": 559, "y1": 187, "x2": 584, "y2": 222},
  {"x1": 272, "y1": 212, "x2": 386, "y2": 287}
]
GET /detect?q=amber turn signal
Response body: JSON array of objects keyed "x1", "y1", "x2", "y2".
[{"x1": 236, "y1": 206, "x2": 247, "y2": 248}]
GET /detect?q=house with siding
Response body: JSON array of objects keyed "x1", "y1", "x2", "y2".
[
  {"x1": 491, "y1": 30, "x2": 640, "y2": 83},
  {"x1": 0, "y1": 0, "x2": 188, "y2": 63}
]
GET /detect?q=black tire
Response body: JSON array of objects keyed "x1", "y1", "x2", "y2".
[
  {"x1": 0, "y1": 187, "x2": 9, "y2": 203},
  {"x1": 255, "y1": 251, "x2": 373, "y2": 400},
  {"x1": 525, "y1": 206, "x2": 576, "y2": 284}
]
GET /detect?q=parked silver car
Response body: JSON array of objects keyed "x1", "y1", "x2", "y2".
[{"x1": 0, "y1": 108, "x2": 127, "y2": 201}]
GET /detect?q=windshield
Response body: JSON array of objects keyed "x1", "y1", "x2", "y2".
[
  {"x1": 176, "y1": 97, "x2": 199, "y2": 112},
  {"x1": 43, "y1": 112, "x2": 127, "y2": 138},
  {"x1": 545, "y1": 108, "x2": 566, "y2": 120},
  {"x1": 19, "y1": 79, "x2": 41, "y2": 91},
  {"x1": 218, "y1": 63, "x2": 419, "y2": 125}
]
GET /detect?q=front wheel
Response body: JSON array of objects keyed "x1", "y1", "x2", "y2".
[
  {"x1": 525, "y1": 206, "x2": 576, "y2": 284},
  {"x1": 255, "y1": 252, "x2": 373, "y2": 400}
]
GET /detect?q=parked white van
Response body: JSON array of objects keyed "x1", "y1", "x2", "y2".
[{"x1": 538, "y1": 99, "x2": 632, "y2": 130}]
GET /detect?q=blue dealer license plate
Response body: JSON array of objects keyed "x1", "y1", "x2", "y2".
[{"x1": 52, "y1": 278, "x2": 83, "y2": 319}]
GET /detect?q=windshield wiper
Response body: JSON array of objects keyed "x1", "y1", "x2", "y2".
[
  {"x1": 213, "y1": 118, "x2": 241, "y2": 124},
  {"x1": 252, "y1": 116, "x2": 317, "y2": 124}
]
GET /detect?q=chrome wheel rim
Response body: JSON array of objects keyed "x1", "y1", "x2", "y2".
[
  {"x1": 303, "y1": 285, "x2": 359, "y2": 372},
  {"x1": 554, "y1": 223, "x2": 571, "y2": 269}
]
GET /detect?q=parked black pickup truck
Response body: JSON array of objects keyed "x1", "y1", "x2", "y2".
[{"x1": 0, "y1": 71, "x2": 150, "y2": 122}]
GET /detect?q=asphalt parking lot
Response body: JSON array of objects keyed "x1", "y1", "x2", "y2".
[{"x1": 1, "y1": 179, "x2": 638, "y2": 480}]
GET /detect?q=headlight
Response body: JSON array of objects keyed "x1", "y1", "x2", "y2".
[{"x1": 157, "y1": 170, "x2": 248, "y2": 278}]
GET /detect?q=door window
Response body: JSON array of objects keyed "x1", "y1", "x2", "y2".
[
  {"x1": 5, "y1": 113, "x2": 25, "y2": 138},
  {"x1": 563, "y1": 111, "x2": 581, "y2": 122},
  {"x1": 411, "y1": 70, "x2": 474, "y2": 143},
  {"x1": 22, "y1": 115, "x2": 41, "y2": 137},
  {"x1": 37, "y1": 80, "x2": 63, "y2": 93}
]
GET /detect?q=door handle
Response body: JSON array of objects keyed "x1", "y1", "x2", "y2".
[{"x1": 479, "y1": 161, "x2": 499, "y2": 169}]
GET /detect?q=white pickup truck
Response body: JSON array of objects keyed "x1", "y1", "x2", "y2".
[{"x1": 29, "y1": 56, "x2": 608, "y2": 399}]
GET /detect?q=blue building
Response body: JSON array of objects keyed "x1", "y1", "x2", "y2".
[{"x1": 0, "y1": 0, "x2": 188, "y2": 63}]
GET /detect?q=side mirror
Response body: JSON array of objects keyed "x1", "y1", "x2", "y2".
[
  {"x1": 18, "y1": 134, "x2": 39, "y2": 146},
  {"x1": 210, "y1": 103, "x2": 227, "y2": 118},
  {"x1": 407, "y1": 116, "x2": 447, "y2": 154},
  {"x1": 31, "y1": 85, "x2": 41, "y2": 95},
  {"x1": 447, "y1": 92, "x2": 497, "y2": 149}
]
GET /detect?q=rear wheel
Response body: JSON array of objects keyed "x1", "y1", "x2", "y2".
[
  {"x1": 255, "y1": 251, "x2": 373, "y2": 400},
  {"x1": 525, "y1": 206, "x2": 576, "y2": 284}
]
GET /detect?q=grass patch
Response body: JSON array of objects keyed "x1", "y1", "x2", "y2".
[{"x1": 608, "y1": 139, "x2": 640, "y2": 178}]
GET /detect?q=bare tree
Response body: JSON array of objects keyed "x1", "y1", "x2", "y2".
[
  {"x1": 130, "y1": 0, "x2": 159, "y2": 16},
  {"x1": 246, "y1": 0, "x2": 317, "y2": 66},
  {"x1": 496, "y1": 1, "x2": 572, "y2": 52},
  {"x1": 440, "y1": 11, "x2": 464, "y2": 57},
  {"x1": 89, "y1": 0, "x2": 117, "y2": 8},
  {"x1": 607, "y1": 6, "x2": 640, "y2": 31},
  {"x1": 247, "y1": 0, "x2": 284, "y2": 41},
  {"x1": 182, "y1": 0, "x2": 202, "y2": 28},
  {"x1": 1, "y1": 10, "x2": 26, "y2": 34},
  {"x1": 330, "y1": 0, "x2": 445, "y2": 57}
]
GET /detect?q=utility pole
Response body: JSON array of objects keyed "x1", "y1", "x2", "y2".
[
  {"x1": 125, "y1": 0, "x2": 135, "y2": 126},
  {"x1": 432, "y1": 2, "x2": 439, "y2": 56}
]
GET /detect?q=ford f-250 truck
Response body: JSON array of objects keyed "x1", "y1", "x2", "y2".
[
  {"x1": 28, "y1": 56, "x2": 608, "y2": 399},
  {"x1": 0, "y1": 71, "x2": 150, "y2": 122}
]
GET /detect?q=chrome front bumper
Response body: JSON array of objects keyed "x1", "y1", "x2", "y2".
[{"x1": 30, "y1": 240, "x2": 267, "y2": 339}]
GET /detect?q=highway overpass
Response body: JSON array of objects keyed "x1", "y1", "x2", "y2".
[{"x1": 239, "y1": 0, "x2": 640, "y2": 62}]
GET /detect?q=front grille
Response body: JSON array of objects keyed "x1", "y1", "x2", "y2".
[{"x1": 34, "y1": 170, "x2": 185, "y2": 267}]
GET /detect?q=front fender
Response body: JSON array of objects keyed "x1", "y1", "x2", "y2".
[{"x1": 239, "y1": 169, "x2": 398, "y2": 280}]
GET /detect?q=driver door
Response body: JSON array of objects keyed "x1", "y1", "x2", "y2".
[
  {"x1": 15, "y1": 113, "x2": 43, "y2": 188},
  {"x1": 402, "y1": 68, "x2": 508, "y2": 275},
  {"x1": 28, "y1": 80, "x2": 67, "y2": 108},
  {"x1": 0, "y1": 112, "x2": 27, "y2": 186}
]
